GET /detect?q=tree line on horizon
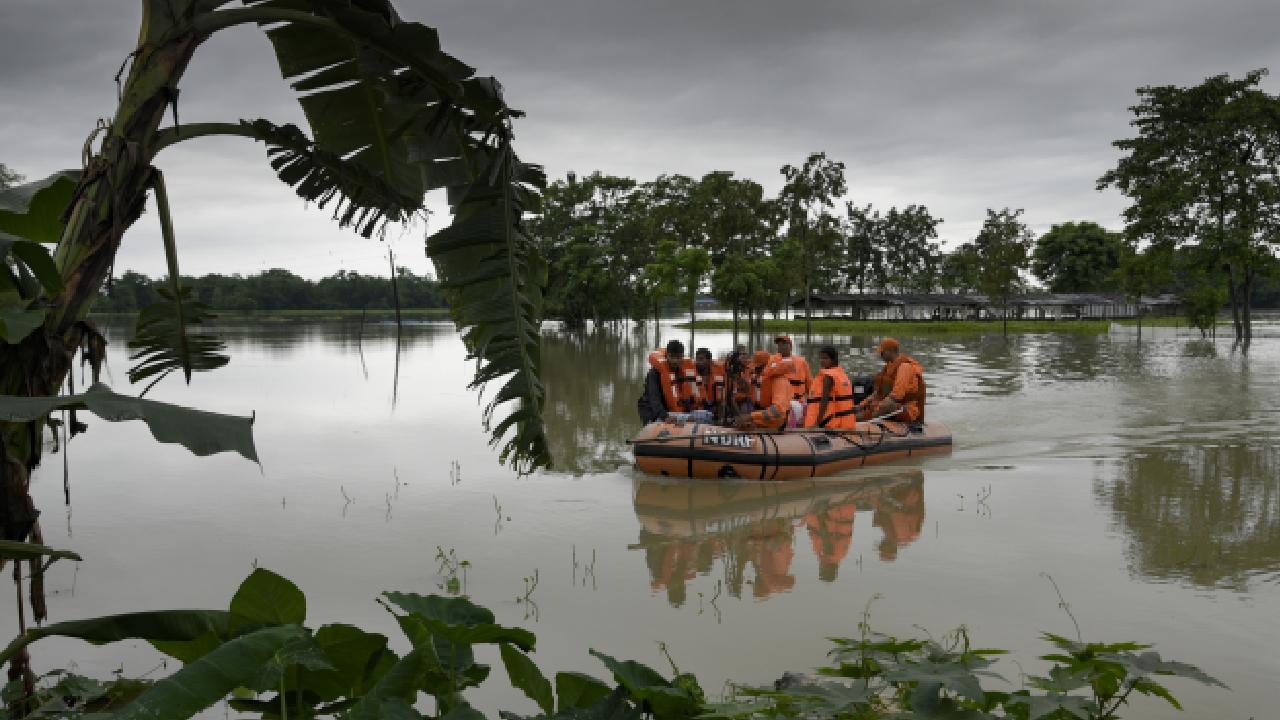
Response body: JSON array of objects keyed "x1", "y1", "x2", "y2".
[
  {"x1": 531, "y1": 71, "x2": 1280, "y2": 342},
  {"x1": 88, "y1": 267, "x2": 446, "y2": 314}
]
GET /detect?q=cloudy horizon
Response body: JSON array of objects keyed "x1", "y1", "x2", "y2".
[{"x1": 3, "y1": 0, "x2": 1279, "y2": 279}]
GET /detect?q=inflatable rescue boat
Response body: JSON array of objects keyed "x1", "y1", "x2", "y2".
[{"x1": 631, "y1": 420, "x2": 951, "y2": 480}]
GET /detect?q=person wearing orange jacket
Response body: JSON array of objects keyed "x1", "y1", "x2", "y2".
[
  {"x1": 856, "y1": 338, "x2": 926, "y2": 423},
  {"x1": 693, "y1": 347, "x2": 726, "y2": 418},
  {"x1": 803, "y1": 346, "x2": 857, "y2": 429},
  {"x1": 736, "y1": 350, "x2": 793, "y2": 430},
  {"x1": 771, "y1": 335, "x2": 812, "y2": 402},
  {"x1": 637, "y1": 340, "x2": 698, "y2": 423}
]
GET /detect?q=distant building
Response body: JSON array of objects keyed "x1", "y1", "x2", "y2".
[{"x1": 791, "y1": 292, "x2": 1182, "y2": 320}]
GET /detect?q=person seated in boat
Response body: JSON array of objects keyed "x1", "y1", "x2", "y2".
[
  {"x1": 721, "y1": 345, "x2": 753, "y2": 420},
  {"x1": 693, "y1": 347, "x2": 726, "y2": 420},
  {"x1": 771, "y1": 335, "x2": 812, "y2": 403},
  {"x1": 803, "y1": 346, "x2": 857, "y2": 429},
  {"x1": 735, "y1": 350, "x2": 794, "y2": 430},
  {"x1": 637, "y1": 339, "x2": 697, "y2": 424},
  {"x1": 855, "y1": 338, "x2": 925, "y2": 424}
]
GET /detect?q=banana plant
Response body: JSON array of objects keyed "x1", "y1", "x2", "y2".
[{"x1": 0, "y1": 0, "x2": 551, "y2": 692}]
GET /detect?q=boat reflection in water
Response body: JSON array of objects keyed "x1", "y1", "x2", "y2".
[{"x1": 630, "y1": 471, "x2": 925, "y2": 606}]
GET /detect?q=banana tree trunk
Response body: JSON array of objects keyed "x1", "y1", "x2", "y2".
[{"x1": 0, "y1": 14, "x2": 199, "y2": 693}]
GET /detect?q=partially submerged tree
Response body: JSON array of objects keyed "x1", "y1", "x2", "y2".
[
  {"x1": 974, "y1": 208, "x2": 1033, "y2": 336},
  {"x1": 1032, "y1": 221, "x2": 1125, "y2": 293},
  {"x1": 1100, "y1": 69, "x2": 1280, "y2": 342},
  {"x1": 779, "y1": 152, "x2": 846, "y2": 339},
  {"x1": 0, "y1": 0, "x2": 551, "y2": 687}
]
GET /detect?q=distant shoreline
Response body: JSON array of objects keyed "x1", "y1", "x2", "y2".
[
  {"x1": 90, "y1": 307, "x2": 452, "y2": 322},
  {"x1": 678, "y1": 317, "x2": 1198, "y2": 334}
]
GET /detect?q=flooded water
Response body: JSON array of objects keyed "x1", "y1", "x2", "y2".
[{"x1": 7, "y1": 319, "x2": 1279, "y2": 719}]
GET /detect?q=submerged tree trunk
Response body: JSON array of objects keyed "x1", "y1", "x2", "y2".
[
  {"x1": 1226, "y1": 265, "x2": 1243, "y2": 342},
  {"x1": 1243, "y1": 265, "x2": 1254, "y2": 343},
  {"x1": 732, "y1": 304, "x2": 739, "y2": 348},
  {"x1": 688, "y1": 296, "x2": 696, "y2": 351}
]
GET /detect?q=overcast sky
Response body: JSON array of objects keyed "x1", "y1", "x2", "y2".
[{"x1": 3, "y1": 0, "x2": 1280, "y2": 279}]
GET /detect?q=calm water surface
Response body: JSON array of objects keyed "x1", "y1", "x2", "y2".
[{"x1": 7, "y1": 320, "x2": 1279, "y2": 719}]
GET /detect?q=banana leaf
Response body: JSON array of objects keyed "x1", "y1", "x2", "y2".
[{"x1": 0, "y1": 382, "x2": 257, "y2": 462}]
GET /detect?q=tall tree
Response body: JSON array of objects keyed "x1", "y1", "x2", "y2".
[
  {"x1": 779, "y1": 152, "x2": 847, "y2": 338},
  {"x1": 974, "y1": 208, "x2": 1034, "y2": 336},
  {"x1": 880, "y1": 205, "x2": 942, "y2": 293},
  {"x1": 1100, "y1": 69, "x2": 1280, "y2": 342},
  {"x1": 843, "y1": 203, "x2": 885, "y2": 297},
  {"x1": 938, "y1": 244, "x2": 981, "y2": 294},
  {"x1": 1032, "y1": 221, "x2": 1125, "y2": 292}
]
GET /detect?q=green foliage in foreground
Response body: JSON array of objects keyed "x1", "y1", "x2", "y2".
[{"x1": 0, "y1": 570, "x2": 1221, "y2": 720}]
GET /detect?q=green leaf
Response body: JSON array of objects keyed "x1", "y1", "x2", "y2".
[
  {"x1": 555, "y1": 672, "x2": 612, "y2": 711},
  {"x1": 589, "y1": 650, "x2": 671, "y2": 693},
  {"x1": 0, "y1": 539, "x2": 79, "y2": 564},
  {"x1": 884, "y1": 658, "x2": 1000, "y2": 704},
  {"x1": 111, "y1": 624, "x2": 307, "y2": 720},
  {"x1": 1005, "y1": 692, "x2": 1095, "y2": 720},
  {"x1": 127, "y1": 287, "x2": 229, "y2": 391},
  {"x1": 300, "y1": 623, "x2": 394, "y2": 702},
  {"x1": 0, "y1": 609, "x2": 231, "y2": 666},
  {"x1": 229, "y1": 568, "x2": 306, "y2": 629},
  {"x1": 0, "y1": 233, "x2": 62, "y2": 295},
  {"x1": 0, "y1": 308, "x2": 47, "y2": 344},
  {"x1": 383, "y1": 592, "x2": 496, "y2": 626},
  {"x1": 0, "y1": 382, "x2": 257, "y2": 462},
  {"x1": 0, "y1": 170, "x2": 80, "y2": 244},
  {"x1": 786, "y1": 682, "x2": 876, "y2": 712},
  {"x1": 341, "y1": 647, "x2": 429, "y2": 720},
  {"x1": 501, "y1": 642, "x2": 554, "y2": 715}
]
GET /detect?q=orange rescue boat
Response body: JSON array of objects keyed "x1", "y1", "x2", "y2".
[{"x1": 631, "y1": 420, "x2": 952, "y2": 480}]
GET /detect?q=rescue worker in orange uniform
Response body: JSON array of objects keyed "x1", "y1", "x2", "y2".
[
  {"x1": 736, "y1": 351, "x2": 794, "y2": 430},
  {"x1": 771, "y1": 335, "x2": 812, "y2": 402},
  {"x1": 803, "y1": 346, "x2": 857, "y2": 429},
  {"x1": 856, "y1": 338, "x2": 926, "y2": 423},
  {"x1": 637, "y1": 340, "x2": 698, "y2": 423},
  {"x1": 693, "y1": 347, "x2": 726, "y2": 419}
]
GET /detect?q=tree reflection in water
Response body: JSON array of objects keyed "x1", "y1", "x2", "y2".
[
  {"x1": 630, "y1": 471, "x2": 925, "y2": 606},
  {"x1": 1101, "y1": 443, "x2": 1280, "y2": 590}
]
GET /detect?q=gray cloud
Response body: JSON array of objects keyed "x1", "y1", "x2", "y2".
[{"x1": 3, "y1": 0, "x2": 1279, "y2": 277}]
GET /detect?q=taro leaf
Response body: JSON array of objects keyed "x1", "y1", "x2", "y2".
[
  {"x1": 1006, "y1": 692, "x2": 1095, "y2": 720},
  {"x1": 698, "y1": 700, "x2": 770, "y2": 720},
  {"x1": 111, "y1": 624, "x2": 307, "y2": 720},
  {"x1": 500, "y1": 642, "x2": 554, "y2": 715},
  {"x1": 0, "y1": 609, "x2": 231, "y2": 666},
  {"x1": 0, "y1": 170, "x2": 80, "y2": 244},
  {"x1": 229, "y1": 568, "x2": 307, "y2": 630},
  {"x1": 588, "y1": 650, "x2": 671, "y2": 692},
  {"x1": 787, "y1": 682, "x2": 877, "y2": 713},
  {"x1": 300, "y1": 623, "x2": 395, "y2": 702},
  {"x1": 376, "y1": 696, "x2": 427, "y2": 720},
  {"x1": 0, "y1": 382, "x2": 257, "y2": 462},
  {"x1": 442, "y1": 701, "x2": 488, "y2": 720},
  {"x1": 1097, "y1": 651, "x2": 1227, "y2": 688},
  {"x1": 589, "y1": 650, "x2": 700, "y2": 720},
  {"x1": 384, "y1": 591, "x2": 536, "y2": 650},
  {"x1": 0, "y1": 308, "x2": 47, "y2": 343},
  {"x1": 127, "y1": 287, "x2": 229, "y2": 391},
  {"x1": 341, "y1": 647, "x2": 429, "y2": 720},
  {"x1": 555, "y1": 671, "x2": 612, "y2": 711},
  {"x1": 248, "y1": 630, "x2": 334, "y2": 693},
  {"x1": 0, "y1": 538, "x2": 81, "y2": 563},
  {"x1": 884, "y1": 658, "x2": 1000, "y2": 705}
]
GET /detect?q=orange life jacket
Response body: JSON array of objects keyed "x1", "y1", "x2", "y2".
[
  {"x1": 648, "y1": 350, "x2": 697, "y2": 412},
  {"x1": 695, "y1": 361, "x2": 726, "y2": 411},
  {"x1": 770, "y1": 353, "x2": 812, "y2": 401},
  {"x1": 803, "y1": 367, "x2": 857, "y2": 429},
  {"x1": 750, "y1": 361, "x2": 794, "y2": 429},
  {"x1": 872, "y1": 353, "x2": 926, "y2": 422}
]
